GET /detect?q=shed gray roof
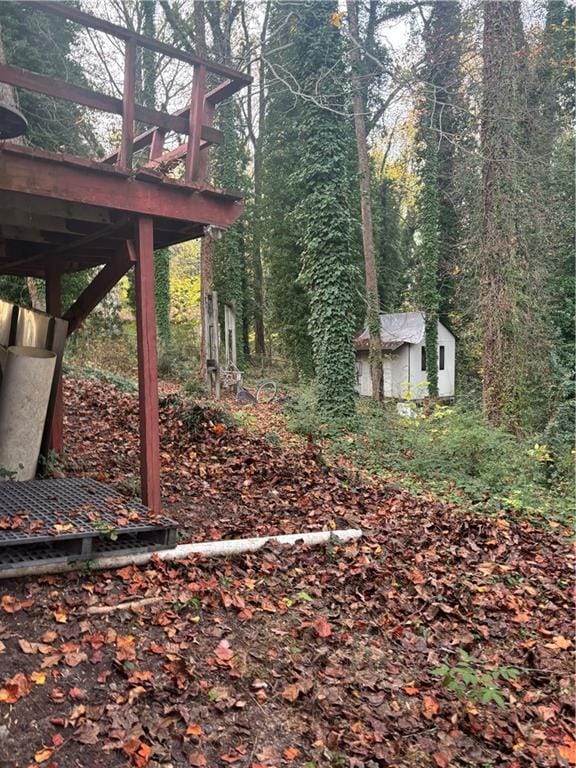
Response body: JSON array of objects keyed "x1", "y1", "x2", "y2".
[{"x1": 355, "y1": 312, "x2": 426, "y2": 350}]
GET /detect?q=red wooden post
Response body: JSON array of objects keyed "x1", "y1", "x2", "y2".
[
  {"x1": 45, "y1": 267, "x2": 64, "y2": 454},
  {"x1": 185, "y1": 63, "x2": 206, "y2": 183},
  {"x1": 119, "y1": 37, "x2": 136, "y2": 170},
  {"x1": 134, "y1": 220, "x2": 161, "y2": 512},
  {"x1": 198, "y1": 101, "x2": 215, "y2": 182},
  {"x1": 149, "y1": 129, "x2": 166, "y2": 161}
]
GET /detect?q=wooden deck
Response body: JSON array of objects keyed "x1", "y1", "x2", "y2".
[{"x1": 0, "y1": 1, "x2": 250, "y2": 514}]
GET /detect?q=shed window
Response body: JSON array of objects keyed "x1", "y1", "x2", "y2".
[
  {"x1": 421, "y1": 346, "x2": 427, "y2": 371},
  {"x1": 439, "y1": 345, "x2": 445, "y2": 371}
]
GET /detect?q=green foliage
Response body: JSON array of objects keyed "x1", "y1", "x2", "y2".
[
  {"x1": 290, "y1": 1, "x2": 357, "y2": 420},
  {"x1": 262, "y1": 2, "x2": 314, "y2": 376},
  {"x1": 63, "y1": 362, "x2": 137, "y2": 393},
  {"x1": 373, "y1": 170, "x2": 407, "y2": 312},
  {"x1": 155, "y1": 249, "x2": 171, "y2": 347},
  {"x1": 327, "y1": 400, "x2": 574, "y2": 522},
  {"x1": 432, "y1": 650, "x2": 520, "y2": 709},
  {"x1": 0, "y1": 276, "x2": 31, "y2": 307},
  {"x1": 0, "y1": 3, "x2": 97, "y2": 155},
  {"x1": 283, "y1": 384, "x2": 357, "y2": 438},
  {"x1": 212, "y1": 99, "x2": 251, "y2": 369},
  {"x1": 418, "y1": 139, "x2": 440, "y2": 398}
]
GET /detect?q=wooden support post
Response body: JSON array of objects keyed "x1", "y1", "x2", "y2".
[
  {"x1": 185, "y1": 63, "x2": 206, "y2": 183},
  {"x1": 134, "y1": 218, "x2": 161, "y2": 512},
  {"x1": 119, "y1": 37, "x2": 136, "y2": 170},
  {"x1": 198, "y1": 101, "x2": 215, "y2": 182},
  {"x1": 63, "y1": 250, "x2": 133, "y2": 335},
  {"x1": 149, "y1": 129, "x2": 166, "y2": 161},
  {"x1": 45, "y1": 268, "x2": 63, "y2": 454}
]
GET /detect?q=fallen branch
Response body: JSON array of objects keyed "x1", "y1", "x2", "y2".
[{"x1": 86, "y1": 596, "x2": 163, "y2": 615}]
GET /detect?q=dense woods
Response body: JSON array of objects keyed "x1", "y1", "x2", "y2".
[{"x1": 0, "y1": 0, "x2": 574, "y2": 463}]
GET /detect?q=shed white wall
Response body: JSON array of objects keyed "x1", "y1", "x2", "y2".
[
  {"x1": 408, "y1": 324, "x2": 455, "y2": 400},
  {"x1": 355, "y1": 322, "x2": 456, "y2": 400}
]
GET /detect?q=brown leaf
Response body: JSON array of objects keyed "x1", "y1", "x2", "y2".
[
  {"x1": 313, "y1": 617, "x2": 332, "y2": 638},
  {"x1": 281, "y1": 684, "x2": 301, "y2": 703},
  {"x1": 283, "y1": 746, "x2": 300, "y2": 761},
  {"x1": 188, "y1": 752, "x2": 208, "y2": 766},
  {"x1": 34, "y1": 747, "x2": 53, "y2": 763},
  {"x1": 74, "y1": 720, "x2": 101, "y2": 745},
  {"x1": 422, "y1": 695, "x2": 440, "y2": 720},
  {"x1": 214, "y1": 639, "x2": 234, "y2": 662},
  {"x1": 0, "y1": 672, "x2": 31, "y2": 703}
]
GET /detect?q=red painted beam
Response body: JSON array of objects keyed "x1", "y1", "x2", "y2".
[
  {"x1": 29, "y1": 1, "x2": 251, "y2": 84},
  {"x1": 134, "y1": 218, "x2": 161, "y2": 512},
  {"x1": 186, "y1": 65, "x2": 207, "y2": 183},
  {"x1": 0, "y1": 145, "x2": 244, "y2": 228},
  {"x1": 45, "y1": 268, "x2": 64, "y2": 455},
  {"x1": 119, "y1": 38, "x2": 136, "y2": 170},
  {"x1": 63, "y1": 250, "x2": 133, "y2": 334}
]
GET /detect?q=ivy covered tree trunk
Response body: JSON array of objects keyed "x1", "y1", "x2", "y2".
[
  {"x1": 417, "y1": 0, "x2": 463, "y2": 400},
  {"x1": 292, "y1": 1, "x2": 357, "y2": 419},
  {"x1": 347, "y1": 0, "x2": 382, "y2": 402},
  {"x1": 479, "y1": 1, "x2": 527, "y2": 427},
  {"x1": 419, "y1": 140, "x2": 440, "y2": 399},
  {"x1": 261, "y1": 1, "x2": 314, "y2": 378}
]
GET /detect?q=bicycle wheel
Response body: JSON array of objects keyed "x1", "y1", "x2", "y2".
[{"x1": 256, "y1": 381, "x2": 277, "y2": 404}]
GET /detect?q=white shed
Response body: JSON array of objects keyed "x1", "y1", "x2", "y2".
[{"x1": 355, "y1": 312, "x2": 456, "y2": 400}]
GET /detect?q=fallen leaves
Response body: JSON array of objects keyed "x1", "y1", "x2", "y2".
[
  {"x1": 0, "y1": 377, "x2": 571, "y2": 768},
  {"x1": 0, "y1": 672, "x2": 31, "y2": 703}
]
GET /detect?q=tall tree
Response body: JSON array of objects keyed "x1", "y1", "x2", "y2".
[
  {"x1": 347, "y1": 0, "x2": 383, "y2": 402},
  {"x1": 479, "y1": 1, "x2": 530, "y2": 427},
  {"x1": 417, "y1": 0, "x2": 463, "y2": 399},
  {"x1": 261, "y1": 2, "x2": 314, "y2": 376},
  {"x1": 291, "y1": 1, "x2": 357, "y2": 418}
]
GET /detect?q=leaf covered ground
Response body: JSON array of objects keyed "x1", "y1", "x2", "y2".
[{"x1": 0, "y1": 377, "x2": 573, "y2": 768}]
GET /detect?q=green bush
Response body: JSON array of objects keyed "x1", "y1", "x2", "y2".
[{"x1": 326, "y1": 400, "x2": 573, "y2": 522}]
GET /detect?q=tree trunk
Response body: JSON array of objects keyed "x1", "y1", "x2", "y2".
[
  {"x1": 479, "y1": 1, "x2": 524, "y2": 426},
  {"x1": 347, "y1": 0, "x2": 382, "y2": 401},
  {"x1": 194, "y1": 0, "x2": 214, "y2": 388},
  {"x1": 251, "y1": 2, "x2": 270, "y2": 358}
]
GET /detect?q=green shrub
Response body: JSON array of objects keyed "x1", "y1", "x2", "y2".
[
  {"x1": 63, "y1": 363, "x2": 136, "y2": 393},
  {"x1": 325, "y1": 400, "x2": 573, "y2": 522}
]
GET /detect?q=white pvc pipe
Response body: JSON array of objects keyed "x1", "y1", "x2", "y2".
[{"x1": 0, "y1": 528, "x2": 362, "y2": 580}]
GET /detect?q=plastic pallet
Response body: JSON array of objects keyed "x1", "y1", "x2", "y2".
[{"x1": 0, "y1": 478, "x2": 177, "y2": 573}]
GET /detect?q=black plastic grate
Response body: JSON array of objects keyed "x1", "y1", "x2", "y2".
[{"x1": 0, "y1": 478, "x2": 178, "y2": 573}]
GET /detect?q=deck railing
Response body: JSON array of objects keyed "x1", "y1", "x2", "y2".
[{"x1": 0, "y1": 1, "x2": 250, "y2": 182}]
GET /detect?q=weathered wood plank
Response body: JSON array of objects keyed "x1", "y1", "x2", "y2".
[
  {"x1": 185, "y1": 64, "x2": 207, "y2": 183},
  {"x1": 0, "y1": 144, "x2": 244, "y2": 228},
  {"x1": 119, "y1": 38, "x2": 136, "y2": 169}
]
